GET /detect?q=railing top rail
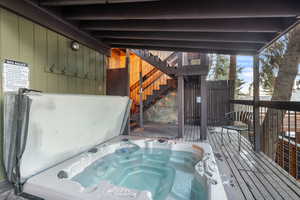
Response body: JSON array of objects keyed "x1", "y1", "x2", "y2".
[
  {"x1": 230, "y1": 99, "x2": 300, "y2": 111},
  {"x1": 143, "y1": 71, "x2": 165, "y2": 91},
  {"x1": 130, "y1": 67, "x2": 158, "y2": 91},
  {"x1": 230, "y1": 99, "x2": 254, "y2": 106}
]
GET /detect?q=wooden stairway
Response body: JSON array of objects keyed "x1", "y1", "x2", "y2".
[
  {"x1": 130, "y1": 49, "x2": 178, "y2": 77},
  {"x1": 142, "y1": 79, "x2": 177, "y2": 110},
  {"x1": 129, "y1": 50, "x2": 178, "y2": 127}
]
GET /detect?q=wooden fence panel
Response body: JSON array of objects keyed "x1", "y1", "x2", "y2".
[{"x1": 207, "y1": 80, "x2": 234, "y2": 126}]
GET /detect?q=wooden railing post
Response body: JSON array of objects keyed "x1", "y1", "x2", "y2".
[
  {"x1": 125, "y1": 49, "x2": 131, "y2": 135},
  {"x1": 177, "y1": 52, "x2": 184, "y2": 137},
  {"x1": 139, "y1": 59, "x2": 144, "y2": 128},
  {"x1": 253, "y1": 54, "x2": 261, "y2": 152},
  {"x1": 201, "y1": 75, "x2": 208, "y2": 140},
  {"x1": 201, "y1": 54, "x2": 209, "y2": 140}
]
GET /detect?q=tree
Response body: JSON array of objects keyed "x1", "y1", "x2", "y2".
[
  {"x1": 229, "y1": 55, "x2": 246, "y2": 97},
  {"x1": 208, "y1": 54, "x2": 245, "y2": 96},
  {"x1": 235, "y1": 67, "x2": 246, "y2": 97},
  {"x1": 213, "y1": 54, "x2": 229, "y2": 80},
  {"x1": 259, "y1": 36, "x2": 288, "y2": 95},
  {"x1": 229, "y1": 55, "x2": 237, "y2": 81},
  {"x1": 261, "y1": 24, "x2": 300, "y2": 158}
]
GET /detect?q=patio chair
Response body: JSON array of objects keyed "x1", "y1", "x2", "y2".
[{"x1": 221, "y1": 111, "x2": 253, "y2": 151}]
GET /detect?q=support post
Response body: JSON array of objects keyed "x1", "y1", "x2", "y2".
[
  {"x1": 253, "y1": 54, "x2": 261, "y2": 152},
  {"x1": 125, "y1": 49, "x2": 130, "y2": 96},
  {"x1": 200, "y1": 54, "x2": 209, "y2": 140},
  {"x1": 139, "y1": 59, "x2": 144, "y2": 128},
  {"x1": 177, "y1": 52, "x2": 184, "y2": 138},
  {"x1": 125, "y1": 49, "x2": 131, "y2": 135}
]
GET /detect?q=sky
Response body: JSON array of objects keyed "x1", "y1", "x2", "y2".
[{"x1": 237, "y1": 56, "x2": 253, "y2": 94}]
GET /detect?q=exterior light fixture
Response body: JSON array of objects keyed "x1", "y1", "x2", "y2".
[{"x1": 71, "y1": 41, "x2": 80, "y2": 51}]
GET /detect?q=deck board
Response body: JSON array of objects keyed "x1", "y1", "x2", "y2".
[
  {"x1": 214, "y1": 131, "x2": 278, "y2": 200},
  {"x1": 231, "y1": 129, "x2": 300, "y2": 199},
  {"x1": 131, "y1": 123, "x2": 300, "y2": 200},
  {"x1": 208, "y1": 127, "x2": 300, "y2": 200}
]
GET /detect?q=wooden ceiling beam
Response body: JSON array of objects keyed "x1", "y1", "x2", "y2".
[
  {"x1": 81, "y1": 18, "x2": 293, "y2": 33},
  {"x1": 104, "y1": 39, "x2": 262, "y2": 51},
  {"x1": 94, "y1": 31, "x2": 274, "y2": 44},
  {"x1": 40, "y1": 0, "x2": 160, "y2": 6},
  {"x1": 64, "y1": 0, "x2": 300, "y2": 20},
  {"x1": 112, "y1": 45, "x2": 257, "y2": 56}
]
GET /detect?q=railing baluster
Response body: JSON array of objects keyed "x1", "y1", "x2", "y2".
[
  {"x1": 288, "y1": 110, "x2": 291, "y2": 174},
  {"x1": 276, "y1": 109, "x2": 279, "y2": 164},
  {"x1": 229, "y1": 99, "x2": 300, "y2": 180},
  {"x1": 281, "y1": 109, "x2": 284, "y2": 170},
  {"x1": 296, "y1": 111, "x2": 300, "y2": 180},
  {"x1": 293, "y1": 111, "x2": 297, "y2": 177},
  {"x1": 271, "y1": 108, "x2": 274, "y2": 158}
]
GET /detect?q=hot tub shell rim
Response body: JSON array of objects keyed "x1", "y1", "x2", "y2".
[{"x1": 23, "y1": 136, "x2": 227, "y2": 200}]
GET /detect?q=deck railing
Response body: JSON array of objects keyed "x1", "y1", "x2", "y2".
[
  {"x1": 130, "y1": 70, "x2": 171, "y2": 114},
  {"x1": 231, "y1": 100, "x2": 300, "y2": 181}
]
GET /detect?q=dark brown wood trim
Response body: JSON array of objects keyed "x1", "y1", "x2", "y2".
[
  {"x1": 113, "y1": 44, "x2": 257, "y2": 56},
  {"x1": 230, "y1": 100, "x2": 255, "y2": 105},
  {"x1": 177, "y1": 52, "x2": 184, "y2": 138},
  {"x1": 82, "y1": 18, "x2": 291, "y2": 33},
  {"x1": 253, "y1": 55, "x2": 260, "y2": 152},
  {"x1": 0, "y1": 0, "x2": 110, "y2": 55},
  {"x1": 230, "y1": 99, "x2": 300, "y2": 112},
  {"x1": 259, "y1": 20, "x2": 300, "y2": 53},
  {"x1": 138, "y1": 58, "x2": 144, "y2": 128},
  {"x1": 107, "y1": 39, "x2": 262, "y2": 52},
  {"x1": 201, "y1": 74, "x2": 208, "y2": 140},
  {"x1": 63, "y1": 0, "x2": 300, "y2": 20},
  {"x1": 95, "y1": 31, "x2": 273, "y2": 44},
  {"x1": 176, "y1": 64, "x2": 209, "y2": 76},
  {"x1": 41, "y1": 0, "x2": 160, "y2": 6},
  {"x1": 130, "y1": 67, "x2": 158, "y2": 91},
  {"x1": 142, "y1": 71, "x2": 163, "y2": 91}
]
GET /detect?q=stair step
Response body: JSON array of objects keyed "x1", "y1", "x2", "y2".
[
  {"x1": 130, "y1": 121, "x2": 139, "y2": 130},
  {"x1": 153, "y1": 89, "x2": 162, "y2": 96},
  {"x1": 145, "y1": 95, "x2": 156, "y2": 104},
  {"x1": 160, "y1": 85, "x2": 168, "y2": 90}
]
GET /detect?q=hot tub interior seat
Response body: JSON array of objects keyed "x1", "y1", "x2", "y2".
[{"x1": 71, "y1": 147, "x2": 208, "y2": 200}]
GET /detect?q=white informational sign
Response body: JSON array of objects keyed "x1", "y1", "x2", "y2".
[
  {"x1": 196, "y1": 96, "x2": 201, "y2": 103},
  {"x1": 3, "y1": 59, "x2": 29, "y2": 92}
]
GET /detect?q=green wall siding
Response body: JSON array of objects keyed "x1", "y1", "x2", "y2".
[{"x1": 0, "y1": 8, "x2": 107, "y2": 180}]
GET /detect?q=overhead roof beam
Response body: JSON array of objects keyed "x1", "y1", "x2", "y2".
[
  {"x1": 112, "y1": 44, "x2": 257, "y2": 56},
  {"x1": 40, "y1": 0, "x2": 160, "y2": 6},
  {"x1": 64, "y1": 0, "x2": 300, "y2": 20},
  {"x1": 94, "y1": 31, "x2": 274, "y2": 44},
  {"x1": 81, "y1": 18, "x2": 293, "y2": 33},
  {"x1": 104, "y1": 39, "x2": 262, "y2": 51}
]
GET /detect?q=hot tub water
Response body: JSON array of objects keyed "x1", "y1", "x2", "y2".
[{"x1": 72, "y1": 144, "x2": 208, "y2": 200}]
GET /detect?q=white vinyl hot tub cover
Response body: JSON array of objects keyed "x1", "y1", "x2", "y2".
[{"x1": 3, "y1": 92, "x2": 131, "y2": 188}]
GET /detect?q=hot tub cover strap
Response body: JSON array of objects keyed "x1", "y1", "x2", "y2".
[{"x1": 3, "y1": 90, "x2": 32, "y2": 193}]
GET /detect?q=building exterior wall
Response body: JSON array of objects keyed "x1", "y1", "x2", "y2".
[
  {"x1": 109, "y1": 48, "x2": 126, "y2": 69},
  {"x1": 0, "y1": 8, "x2": 107, "y2": 180}
]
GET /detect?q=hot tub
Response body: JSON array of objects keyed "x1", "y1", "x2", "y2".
[
  {"x1": 3, "y1": 92, "x2": 227, "y2": 200},
  {"x1": 23, "y1": 137, "x2": 226, "y2": 200}
]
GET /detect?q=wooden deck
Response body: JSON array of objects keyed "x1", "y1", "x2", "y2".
[
  {"x1": 208, "y1": 127, "x2": 300, "y2": 200},
  {"x1": 131, "y1": 123, "x2": 300, "y2": 200}
]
